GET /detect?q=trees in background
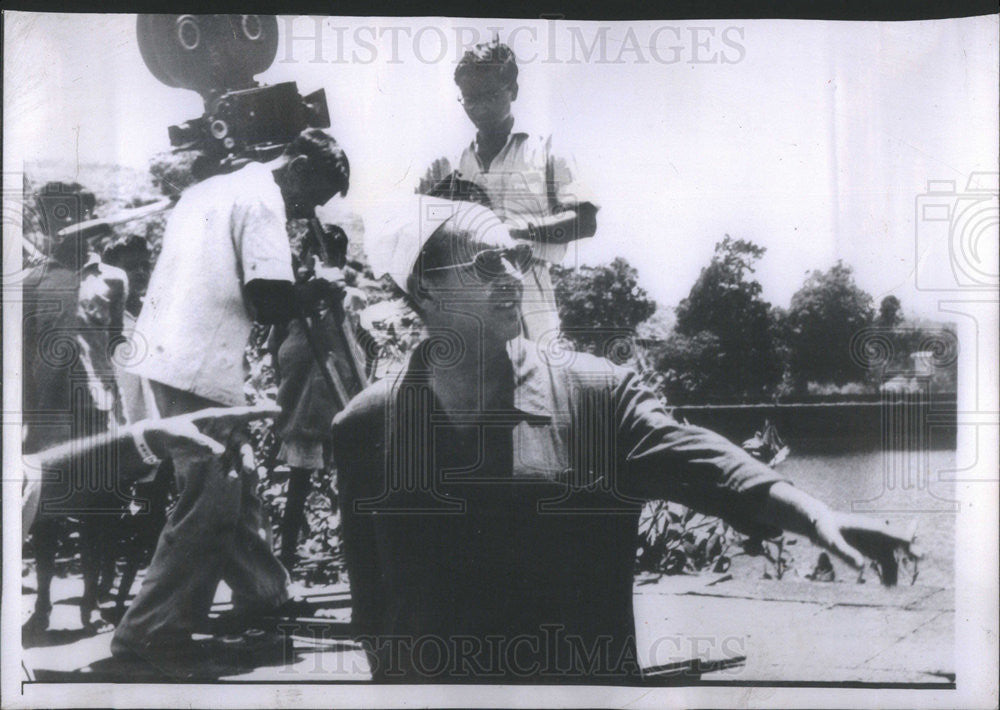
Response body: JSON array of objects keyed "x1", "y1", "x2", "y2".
[
  {"x1": 552, "y1": 240, "x2": 953, "y2": 404},
  {"x1": 876, "y1": 295, "x2": 903, "y2": 329},
  {"x1": 656, "y1": 236, "x2": 783, "y2": 403},
  {"x1": 784, "y1": 261, "x2": 875, "y2": 391},
  {"x1": 551, "y1": 257, "x2": 657, "y2": 360}
]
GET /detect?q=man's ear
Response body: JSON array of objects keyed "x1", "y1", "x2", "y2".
[{"x1": 509, "y1": 82, "x2": 519, "y2": 102}]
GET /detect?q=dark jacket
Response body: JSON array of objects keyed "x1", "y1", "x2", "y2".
[{"x1": 333, "y1": 338, "x2": 786, "y2": 683}]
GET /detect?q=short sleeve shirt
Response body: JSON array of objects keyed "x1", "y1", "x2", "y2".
[
  {"x1": 125, "y1": 162, "x2": 293, "y2": 405},
  {"x1": 452, "y1": 124, "x2": 597, "y2": 264}
]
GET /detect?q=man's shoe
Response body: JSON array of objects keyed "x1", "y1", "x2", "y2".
[{"x1": 110, "y1": 635, "x2": 241, "y2": 680}]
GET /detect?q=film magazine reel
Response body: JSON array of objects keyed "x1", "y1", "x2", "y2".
[{"x1": 137, "y1": 14, "x2": 330, "y2": 171}]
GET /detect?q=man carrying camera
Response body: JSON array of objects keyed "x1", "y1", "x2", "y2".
[{"x1": 112, "y1": 128, "x2": 350, "y2": 679}]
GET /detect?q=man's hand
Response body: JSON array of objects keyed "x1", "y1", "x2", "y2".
[
  {"x1": 763, "y1": 480, "x2": 921, "y2": 586},
  {"x1": 505, "y1": 210, "x2": 583, "y2": 244},
  {"x1": 312, "y1": 257, "x2": 346, "y2": 288},
  {"x1": 309, "y1": 256, "x2": 347, "y2": 305},
  {"x1": 812, "y1": 510, "x2": 921, "y2": 585},
  {"x1": 138, "y1": 402, "x2": 281, "y2": 459}
]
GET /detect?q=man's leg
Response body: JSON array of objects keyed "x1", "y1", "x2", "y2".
[
  {"x1": 279, "y1": 467, "x2": 312, "y2": 570},
  {"x1": 24, "y1": 518, "x2": 58, "y2": 633},
  {"x1": 113, "y1": 381, "x2": 290, "y2": 657},
  {"x1": 111, "y1": 382, "x2": 243, "y2": 652},
  {"x1": 223, "y1": 460, "x2": 290, "y2": 614}
]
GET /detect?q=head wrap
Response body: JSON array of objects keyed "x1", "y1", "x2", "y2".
[{"x1": 365, "y1": 193, "x2": 514, "y2": 294}]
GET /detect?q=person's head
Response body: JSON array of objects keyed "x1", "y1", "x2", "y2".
[
  {"x1": 36, "y1": 181, "x2": 98, "y2": 267},
  {"x1": 275, "y1": 128, "x2": 350, "y2": 219},
  {"x1": 103, "y1": 236, "x2": 152, "y2": 315},
  {"x1": 407, "y1": 205, "x2": 530, "y2": 352},
  {"x1": 454, "y1": 40, "x2": 518, "y2": 133}
]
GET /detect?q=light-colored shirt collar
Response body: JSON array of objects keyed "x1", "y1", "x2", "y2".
[{"x1": 468, "y1": 117, "x2": 536, "y2": 155}]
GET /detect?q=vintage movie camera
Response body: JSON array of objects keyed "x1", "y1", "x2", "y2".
[
  {"x1": 137, "y1": 14, "x2": 330, "y2": 176},
  {"x1": 137, "y1": 14, "x2": 368, "y2": 398}
]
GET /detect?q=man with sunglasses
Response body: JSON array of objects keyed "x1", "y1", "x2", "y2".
[
  {"x1": 335, "y1": 196, "x2": 919, "y2": 684},
  {"x1": 419, "y1": 40, "x2": 599, "y2": 341}
]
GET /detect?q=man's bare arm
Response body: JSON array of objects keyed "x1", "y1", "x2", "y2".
[
  {"x1": 507, "y1": 201, "x2": 598, "y2": 244},
  {"x1": 29, "y1": 403, "x2": 281, "y2": 471}
]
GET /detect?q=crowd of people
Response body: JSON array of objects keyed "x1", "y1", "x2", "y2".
[{"x1": 22, "y1": 40, "x2": 918, "y2": 682}]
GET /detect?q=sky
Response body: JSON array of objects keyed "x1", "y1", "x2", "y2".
[{"x1": 4, "y1": 12, "x2": 998, "y2": 318}]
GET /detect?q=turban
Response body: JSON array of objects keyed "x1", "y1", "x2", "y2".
[{"x1": 365, "y1": 193, "x2": 514, "y2": 294}]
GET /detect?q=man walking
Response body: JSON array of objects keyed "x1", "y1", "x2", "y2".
[{"x1": 112, "y1": 129, "x2": 350, "y2": 678}]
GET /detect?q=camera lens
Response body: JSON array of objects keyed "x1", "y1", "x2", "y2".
[{"x1": 210, "y1": 119, "x2": 229, "y2": 139}]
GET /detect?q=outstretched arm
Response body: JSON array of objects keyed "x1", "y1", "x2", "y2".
[
  {"x1": 28, "y1": 403, "x2": 281, "y2": 472},
  {"x1": 614, "y1": 369, "x2": 918, "y2": 584}
]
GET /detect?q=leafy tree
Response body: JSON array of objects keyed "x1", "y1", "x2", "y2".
[
  {"x1": 786, "y1": 260, "x2": 875, "y2": 389},
  {"x1": 551, "y1": 257, "x2": 657, "y2": 359},
  {"x1": 876, "y1": 295, "x2": 903, "y2": 329},
  {"x1": 655, "y1": 330, "x2": 725, "y2": 404},
  {"x1": 658, "y1": 236, "x2": 783, "y2": 403}
]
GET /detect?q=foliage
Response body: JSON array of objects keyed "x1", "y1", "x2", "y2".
[
  {"x1": 654, "y1": 331, "x2": 725, "y2": 405},
  {"x1": 551, "y1": 257, "x2": 656, "y2": 359},
  {"x1": 656, "y1": 236, "x2": 783, "y2": 403},
  {"x1": 876, "y1": 295, "x2": 903, "y2": 329},
  {"x1": 635, "y1": 493, "x2": 801, "y2": 580},
  {"x1": 636, "y1": 501, "x2": 736, "y2": 575},
  {"x1": 149, "y1": 151, "x2": 202, "y2": 197},
  {"x1": 785, "y1": 260, "x2": 875, "y2": 390}
]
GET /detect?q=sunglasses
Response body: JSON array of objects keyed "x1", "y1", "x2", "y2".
[{"x1": 421, "y1": 244, "x2": 534, "y2": 280}]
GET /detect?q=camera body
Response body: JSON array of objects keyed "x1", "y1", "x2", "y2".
[{"x1": 137, "y1": 14, "x2": 331, "y2": 174}]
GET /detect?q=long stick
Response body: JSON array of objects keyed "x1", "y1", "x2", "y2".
[{"x1": 298, "y1": 312, "x2": 351, "y2": 408}]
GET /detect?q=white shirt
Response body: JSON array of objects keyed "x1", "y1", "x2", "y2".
[
  {"x1": 126, "y1": 162, "x2": 293, "y2": 405},
  {"x1": 452, "y1": 122, "x2": 597, "y2": 264}
]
